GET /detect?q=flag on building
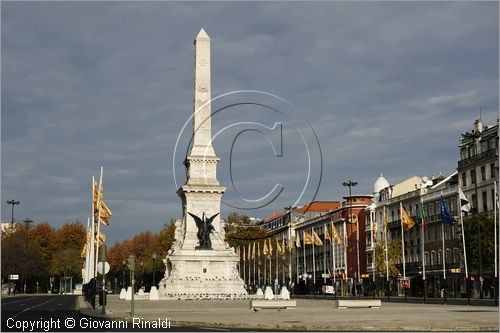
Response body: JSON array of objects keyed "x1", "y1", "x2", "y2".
[
  {"x1": 303, "y1": 231, "x2": 314, "y2": 245},
  {"x1": 331, "y1": 223, "x2": 343, "y2": 243},
  {"x1": 458, "y1": 188, "x2": 471, "y2": 213},
  {"x1": 276, "y1": 238, "x2": 282, "y2": 255},
  {"x1": 289, "y1": 237, "x2": 294, "y2": 254},
  {"x1": 268, "y1": 238, "x2": 273, "y2": 255},
  {"x1": 324, "y1": 225, "x2": 331, "y2": 242},
  {"x1": 247, "y1": 243, "x2": 251, "y2": 261},
  {"x1": 263, "y1": 240, "x2": 268, "y2": 255},
  {"x1": 312, "y1": 230, "x2": 323, "y2": 246},
  {"x1": 401, "y1": 207, "x2": 416, "y2": 231},
  {"x1": 295, "y1": 234, "x2": 301, "y2": 248},
  {"x1": 384, "y1": 208, "x2": 388, "y2": 232},
  {"x1": 440, "y1": 195, "x2": 454, "y2": 225},
  {"x1": 281, "y1": 239, "x2": 286, "y2": 256},
  {"x1": 421, "y1": 204, "x2": 429, "y2": 231},
  {"x1": 252, "y1": 242, "x2": 255, "y2": 260},
  {"x1": 243, "y1": 245, "x2": 246, "y2": 262},
  {"x1": 257, "y1": 241, "x2": 261, "y2": 258}
]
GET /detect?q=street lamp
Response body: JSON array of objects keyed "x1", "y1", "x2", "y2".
[
  {"x1": 343, "y1": 180, "x2": 360, "y2": 294},
  {"x1": 152, "y1": 252, "x2": 157, "y2": 287},
  {"x1": 23, "y1": 218, "x2": 33, "y2": 294},
  {"x1": 122, "y1": 260, "x2": 127, "y2": 289},
  {"x1": 6, "y1": 200, "x2": 20, "y2": 234},
  {"x1": 140, "y1": 261, "x2": 144, "y2": 289}
]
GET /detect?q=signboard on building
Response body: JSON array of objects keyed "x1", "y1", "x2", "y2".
[{"x1": 9, "y1": 275, "x2": 19, "y2": 280}]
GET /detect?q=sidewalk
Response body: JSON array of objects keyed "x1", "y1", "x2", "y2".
[{"x1": 80, "y1": 295, "x2": 499, "y2": 331}]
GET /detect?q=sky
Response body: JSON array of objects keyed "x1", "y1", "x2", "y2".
[{"x1": 2, "y1": 1, "x2": 499, "y2": 244}]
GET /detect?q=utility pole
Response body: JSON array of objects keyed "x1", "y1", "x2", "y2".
[{"x1": 6, "y1": 200, "x2": 20, "y2": 295}]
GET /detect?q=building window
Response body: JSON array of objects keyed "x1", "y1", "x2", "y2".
[
  {"x1": 482, "y1": 191, "x2": 488, "y2": 212},
  {"x1": 491, "y1": 163, "x2": 496, "y2": 179},
  {"x1": 481, "y1": 166, "x2": 486, "y2": 181},
  {"x1": 462, "y1": 172, "x2": 467, "y2": 187},
  {"x1": 446, "y1": 249, "x2": 452, "y2": 264},
  {"x1": 460, "y1": 147, "x2": 467, "y2": 160},
  {"x1": 481, "y1": 140, "x2": 488, "y2": 153},
  {"x1": 453, "y1": 248, "x2": 461, "y2": 265},
  {"x1": 471, "y1": 169, "x2": 476, "y2": 184},
  {"x1": 437, "y1": 250, "x2": 442, "y2": 264},
  {"x1": 431, "y1": 251, "x2": 436, "y2": 266}
]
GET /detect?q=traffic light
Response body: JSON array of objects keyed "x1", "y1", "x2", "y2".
[{"x1": 127, "y1": 255, "x2": 135, "y2": 271}]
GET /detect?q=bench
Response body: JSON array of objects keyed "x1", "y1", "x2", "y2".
[
  {"x1": 250, "y1": 300, "x2": 297, "y2": 311},
  {"x1": 334, "y1": 299, "x2": 381, "y2": 309}
]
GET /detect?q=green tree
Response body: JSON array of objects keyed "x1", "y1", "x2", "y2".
[
  {"x1": 463, "y1": 213, "x2": 496, "y2": 274},
  {"x1": 374, "y1": 239, "x2": 402, "y2": 277}
]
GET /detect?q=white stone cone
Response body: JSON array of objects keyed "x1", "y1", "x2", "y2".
[
  {"x1": 264, "y1": 285, "x2": 274, "y2": 300},
  {"x1": 125, "y1": 287, "x2": 132, "y2": 300},
  {"x1": 280, "y1": 287, "x2": 290, "y2": 300},
  {"x1": 119, "y1": 288, "x2": 126, "y2": 300},
  {"x1": 149, "y1": 286, "x2": 159, "y2": 300}
]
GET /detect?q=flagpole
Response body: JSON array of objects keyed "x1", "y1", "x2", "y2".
[
  {"x1": 343, "y1": 219, "x2": 348, "y2": 298},
  {"x1": 296, "y1": 235, "x2": 299, "y2": 285},
  {"x1": 331, "y1": 223, "x2": 336, "y2": 288},
  {"x1": 384, "y1": 206, "x2": 389, "y2": 300},
  {"x1": 459, "y1": 187, "x2": 470, "y2": 305},
  {"x1": 312, "y1": 228, "x2": 316, "y2": 288},
  {"x1": 440, "y1": 193, "x2": 447, "y2": 304},
  {"x1": 269, "y1": 239, "x2": 272, "y2": 288},
  {"x1": 257, "y1": 242, "x2": 261, "y2": 288},
  {"x1": 94, "y1": 167, "x2": 104, "y2": 278},
  {"x1": 303, "y1": 230, "x2": 306, "y2": 282},
  {"x1": 494, "y1": 181, "x2": 498, "y2": 305},
  {"x1": 421, "y1": 197, "x2": 426, "y2": 304},
  {"x1": 323, "y1": 228, "x2": 327, "y2": 285},
  {"x1": 400, "y1": 202, "x2": 406, "y2": 299},
  {"x1": 90, "y1": 177, "x2": 96, "y2": 281},
  {"x1": 253, "y1": 243, "x2": 256, "y2": 290},
  {"x1": 371, "y1": 215, "x2": 375, "y2": 298}
]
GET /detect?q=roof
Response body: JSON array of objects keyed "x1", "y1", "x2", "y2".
[{"x1": 294, "y1": 201, "x2": 341, "y2": 213}]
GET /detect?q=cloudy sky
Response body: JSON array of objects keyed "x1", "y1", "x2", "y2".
[{"x1": 2, "y1": 1, "x2": 498, "y2": 244}]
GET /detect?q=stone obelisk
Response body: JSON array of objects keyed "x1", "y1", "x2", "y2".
[{"x1": 158, "y1": 29, "x2": 247, "y2": 299}]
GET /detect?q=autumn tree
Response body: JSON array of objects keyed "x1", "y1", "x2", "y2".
[
  {"x1": 463, "y1": 213, "x2": 496, "y2": 275},
  {"x1": 374, "y1": 239, "x2": 402, "y2": 277}
]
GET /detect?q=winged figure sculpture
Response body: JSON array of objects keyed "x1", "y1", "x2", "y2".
[{"x1": 188, "y1": 212, "x2": 219, "y2": 250}]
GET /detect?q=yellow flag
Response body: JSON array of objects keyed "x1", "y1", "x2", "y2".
[
  {"x1": 295, "y1": 234, "x2": 301, "y2": 248},
  {"x1": 243, "y1": 245, "x2": 246, "y2": 262},
  {"x1": 257, "y1": 241, "x2": 261, "y2": 258},
  {"x1": 331, "y1": 223, "x2": 342, "y2": 243},
  {"x1": 247, "y1": 243, "x2": 251, "y2": 261},
  {"x1": 303, "y1": 231, "x2": 313, "y2": 245},
  {"x1": 402, "y1": 208, "x2": 416, "y2": 232},
  {"x1": 252, "y1": 242, "x2": 255, "y2": 260},
  {"x1": 99, "y1": 200, "x2": 112, "y2": 225},
  {"x1": 281, "y1": 239, "x2": 286, "y2": 256},
  {"x1": 312, "y1": 230, "x2": 323, "y2": 246},
  {"x1": 372, "y1": 221, "x2": 377, "y2": 238},
  {"x1": 97, "y1": 231, "x2": 106, "y2": 246},
  {"x1": 276, "y1": 238, "x2": 282, "y2": 255},
  {"x1": 289, "y1": 237, "x2": 294, "y2": 254},
  {"x1": 263, "y1": 240, "x2": 268, "y2": 255},
  {"x1": 268, "y1": 238, "x2": 273, "y2": 255},
  {"x1": 80, "y1": 243, "x2": 87, "y2": 258},
  {"x1": 324, "y1": 225, "x2": 331, "y2": 242},
  {"x1": 384, "y1": 207, "x2": 388, "y2": 232}
]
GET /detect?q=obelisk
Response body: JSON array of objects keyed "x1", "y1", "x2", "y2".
[{"x1": 158, "y1": 29, "x2": 247, "y2": 299}]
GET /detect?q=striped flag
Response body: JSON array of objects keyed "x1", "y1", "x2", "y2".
[{"x1": 421, "y1": 204, "x2": 429, "y2": 231}]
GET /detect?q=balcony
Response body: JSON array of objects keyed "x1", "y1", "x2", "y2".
[{"x1": 458, "y1": 148, "x2": 498, "y2": 168}]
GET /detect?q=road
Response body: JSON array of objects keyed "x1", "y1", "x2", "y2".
[{"x1": 1, "y1": 295, "x2": 264, "y2": 332}]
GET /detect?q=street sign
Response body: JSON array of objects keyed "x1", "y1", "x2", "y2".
[
  {"x1": 323, "y1": 285, "x2": 335, "y2": 294},
  {"x1": 9, "y1": 275, "x2": 19, "y2": 280},
  {"x1": 97, "y1": 261, "x2": 110, "y2": 275}
]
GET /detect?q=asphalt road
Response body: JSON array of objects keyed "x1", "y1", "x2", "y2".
[{"x1": 1, "y1": 295, "x2": 269, "y2": 332}]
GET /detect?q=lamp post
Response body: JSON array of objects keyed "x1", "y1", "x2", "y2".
[
  {"x1": 23, "y1": 218, "x2": 33, "y2": 294},
  {"x1": 343, "y1": 180, "x2": 359, "y2": 295},
  {"x1": 6, "y1": 200, "x2": 20, "y2": 234},
  {"x1": 152, "y1": 252, "x2": 157, "y2": 287},
  {"x1": 122, "y1": 260, "x2": 127, "y2": 289},
  {"x1": 140, "y1": 261, "x2": 144, "y2": 290}
]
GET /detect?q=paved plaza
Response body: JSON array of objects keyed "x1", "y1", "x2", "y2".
[{"x1": 80, "y1": 295, "x2": 499, "y2": 331}]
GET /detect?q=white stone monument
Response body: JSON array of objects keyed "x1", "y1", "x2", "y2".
[
  {"x1": 158, "y1": 29, "x2": 246, "y2": 300},
  {"x1": 264, "y1": 286, "x2": 275, "y2": 300},
  {"x1": 119, "y1": 287, "x2": 126, "y2": 300}
]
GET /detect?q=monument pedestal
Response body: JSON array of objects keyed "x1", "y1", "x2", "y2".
[
  {"x1": 158, "y1": 249, "x2": 246, "y2": 299},
  {"x1": 119, "y1": 288, "x2": 126, "y2": 300}
]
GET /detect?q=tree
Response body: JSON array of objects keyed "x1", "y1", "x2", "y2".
[
  {"x1": 374, "y1": 239, "x2": 402, "y2": 277},
  {"x1": 463, "y1": 213, "x2": 496, "y2": 275}
]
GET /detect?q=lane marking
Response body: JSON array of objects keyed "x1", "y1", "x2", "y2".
[
  {"x1": 1, "y1": 297, "x2": 36, "y2": 305},
  {"x1": 11, "y1": 298, "x2": 57, "y2": 318}
]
